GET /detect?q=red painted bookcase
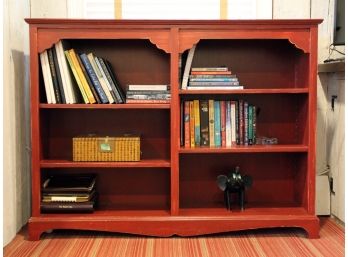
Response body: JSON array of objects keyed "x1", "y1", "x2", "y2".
[{"x1": 25, "y1": 19, "x2": 322, "y2": 240}]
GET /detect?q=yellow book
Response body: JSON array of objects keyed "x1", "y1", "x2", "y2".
[
  {"x1": 193, "y1": 100, "x2": 200, "y2": 147},
  {"x1": 64, "y1": 50, "x2": 89, "y2": 103},
  {"x1": 209, "y1": 100, "x2": 215, "y2": 147},
  {"x1": 68, "y1": 49, "x2": 96, "y2": 104},
  {"x1": 189, "y1": 101, "x2": 195, "y2": 148}
]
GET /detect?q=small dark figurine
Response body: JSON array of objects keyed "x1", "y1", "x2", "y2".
[{"x1": 217, "y1": 166, "x2": 253, "y2": 211}]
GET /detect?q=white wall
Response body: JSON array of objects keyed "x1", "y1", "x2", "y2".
[
  {"x1": 3, "y1": 0, "x2": 30, "y2": 246},
  {"x1": 3, "y1": 0, "x2": 68, "y2": 246}
]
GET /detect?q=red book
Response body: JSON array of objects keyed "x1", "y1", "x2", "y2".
[
  {"x1": 220, "y1": 101, "x2": 226, "y2": 147},
  {"x1": 239, "y1": 99, "x2": 244, "y2": 145}
]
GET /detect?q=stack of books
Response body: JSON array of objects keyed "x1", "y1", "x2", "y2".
[
  {"x1": 125, "y1": 84, "x2": 171, "y2": 103},
  {"x1": 181, "y1": 99, "x2": 257, "y2": 148},
  {"x1": 180, "y1": 44, "x2": 243, "y2": 90},
  {"x1": 41, "y1": 174, "x2": 97, "y2": 213},
  {"x1": 40, "y1": 40, "x2": 125, "y2": 104},
  {"x1": 187, "y1": 67, "x2": 242, "y2": 90}
]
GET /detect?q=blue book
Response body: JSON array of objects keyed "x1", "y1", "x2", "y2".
[
  {"x1": 214, "y1": 101, "x2": 221, "y2": 147},
  {"x1": 79, "y1": 53, "x2": 108, "y2": 103}
]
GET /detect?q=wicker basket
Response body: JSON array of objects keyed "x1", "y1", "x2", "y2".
[{"x1": 73, "y1": 135, "x2": 140, "y2": 162}]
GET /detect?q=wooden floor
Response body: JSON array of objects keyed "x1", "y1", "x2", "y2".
[{"x1": 4, "y1": 217, "x2": 344, "y2": 257}]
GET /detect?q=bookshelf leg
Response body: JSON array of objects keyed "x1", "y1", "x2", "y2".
[
  {"x1": 303, "y1": 220, "x2": 320, "y2": 239},
  {"x1": 28, "y1": 222, "x2": 44, "y2": 241},
  {"x1": 28, "y1": 229, "x2": 43, "y2": 241}
]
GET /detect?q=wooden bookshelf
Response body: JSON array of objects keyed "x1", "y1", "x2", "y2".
[{"x1": 26, "y1": 19, "x2": 322, "y2": 240}]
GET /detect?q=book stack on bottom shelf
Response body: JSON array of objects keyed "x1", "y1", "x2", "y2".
[{"x1": 41, "y1": 174, "x2": 97, "y2": 213}]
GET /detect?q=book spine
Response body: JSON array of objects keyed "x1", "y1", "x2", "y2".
[
  {"x1": 94, "y1": 57, "x2": 117, "y2": 103},
  {"x1": 189, "y1": 101, "x2": 195, "y2": 148},
  {"x1": 214, "y1": 101, "x2": 221, "y2": 147},
  {"x1": 189, "y1": 74, "x2": 237, "y2": 79},
  {"x1": 104, "y1": 60, "x2": 126, "y2": 103},
  {"x1": 191, "y1": 67, "x2": 228, "y2": 72},
  {"x1": 193, "y1": 100, "x2": 200, "y2": 147},
  {"x1": 126, "y1": 94, "x2": 171, "y2": 100},
  {"x1": 125, "y1": 99, "x2": 170, "y2": 104},
  {"x1": 208, "y1": 100, "x2": 215, "y2": 147},
  {"x1": 40, "y1": 51, "x2": 53, "y2": 103},
  {"x1": 231, "y1": 101, "x2": 236, "y2": 146},
  {"x1": 56, "y1": 41, "x2": 75, "y2": 103},
  {"x1": 189, "y1": 78, "x2": 238, "y2": 82},
  {"x1": 239, "y1": 100, "x2": 244, "y2": 145},
  {"x1": 184, "y1": 101, "x2": 190, "y2": 148},
  {"x1": 41, "y1": 202, "x2": 95, "y2": 213},
  {"x1": 225, "y1": 101, "x2": 231, "y2": 147},
  {"x1": 79, "y1": 53, "x2": 108, "y2": 104},
  {"x1": 244, "y1": 101, "x2": 249, "y2": 145},
  {"x1": 190, "y1": 71, "x2": 232, "y2": 75},
  {"x1": 252, "y1": 105, "x2": 257, "y2": 144},
  {"x1": 248, "y1": 105, "x2": 253, "y2": 145},
  {"x1": 180, "y1": 100, "x2": 184, "y2": 147},
  {"x1": 87, "y1": 53, "x2": 114, "y2": 103},
  {"x1": 235, "y1": 101, "x2": 239, "y2": 145},
  {"x1": 186, "y1": 86, "x2": 243, "y2": 90},
  {"x1": 76, "y1": 54, "x2": 101, "y2": 104},
  {"x1": 53, "y1": 43, "x2": 69, "y2": 103},
  {"x1": 126, "y1": 90, "x2": 170, "y2": 95},
  {"x1": 47, "y1": 48, "x2": 62, "y2": 103},
  {"x1": 181, "y1": 44, "x2": 197, "y2": 89},
  {"x1": 199, "y1": 100, "x2": 209, "y2": 147},
  {"x1": 64, "y1": 51, "x2": 89, "y2": 104},
  {"x1": 189, "y1": 81, "x2": 240, "y2": 86},
  {"x1": 69, "y1": 49, "x2": 96, "y2": 104},
  {"x1": 220, "y1": 101, "x2": 226, "y2": 147},
  {"x1": 98, "y1": 57, "x2": 123, "y2": 103},
  {"x1": 128, "y1": 85, "x2": 169, "y2": 91}
]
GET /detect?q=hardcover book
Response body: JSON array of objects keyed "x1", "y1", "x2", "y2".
[
  {"x1": 42, "y1": 174, "x2": 96, "y2": 193},
  {"x1": 200, "y1": 100, "x2": 209, "y2": 147}
]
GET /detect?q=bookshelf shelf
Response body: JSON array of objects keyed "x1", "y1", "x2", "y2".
[
  {"x1": 26, "y1": 19, "x2": 321, "y2": 240},
  {"x1": 40, "y1": 159, "x2": 171, "y2": 168},
  {"x1": 40, "y1": 103, "x2": 171, "y2": 109},
  {"x1": 179, "y1": 88, "x2": 309, "y2": 95},
  {"x1": 179, "y1": 145, "x2": 308, "y2": 154}
]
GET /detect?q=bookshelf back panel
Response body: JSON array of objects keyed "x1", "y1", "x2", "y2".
[
  {"x1": 40, "y1": 109, "x2": 170, "y2": 160},
  {"x1": 42, "y1": 168, "x2": 170, "y2": 211},
  {"x1": 69, "y1": 39, "x2": 170, "y2": 92},
  {"x1": 180, "y1": 94, "x2": 308, "y2": 145},
  {"x1": 189, "y1": 39, "x2": 309, "y2": 89},
  {"x1": 179, "y1": 153, "x2": 307, "y2": 209}
]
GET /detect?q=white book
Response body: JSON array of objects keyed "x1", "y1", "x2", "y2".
[
  {"x1": 40, "y1": 51, "x2": 52, "y2": 104},
  {"x1": 128, "y1": 85, "x2": 169, "y2": 91},
  {"x1": 231, "y1": 101, "x2": 236, "y2": 145},
  {"x1": 87, "y1": 53, "x2": 114, "y2": 103},
  {"x1": 181, "y1": 44, "x2": 197, "y2": 89},
  {"x1": 43, "y1": 51, "x2": 56, "y2": 103},
  {"x1": 226, "y1": 101, "x2": 232, "y2": 147},
  {"x1": 56, "y1": 41, "x2": 77, "y2": 103},
  {"x1": 187, "y1": 86, "x2": 244, "y2": 90},
  {"x1": 55, "y1": 42, "x2": 71, "y2": 103}
]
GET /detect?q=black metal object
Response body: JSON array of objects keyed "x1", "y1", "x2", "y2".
[{"x1": 217, "y1": 166, "x2": 253, "y2": 211}]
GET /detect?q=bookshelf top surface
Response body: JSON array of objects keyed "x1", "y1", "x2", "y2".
[{"x1": 25, "y1": 18, "x2": 323, "y2": 27}]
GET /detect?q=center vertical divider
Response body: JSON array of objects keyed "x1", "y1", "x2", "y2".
[{"x1": 170, "y1": 27, "x2": 180, "y2": 215}]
